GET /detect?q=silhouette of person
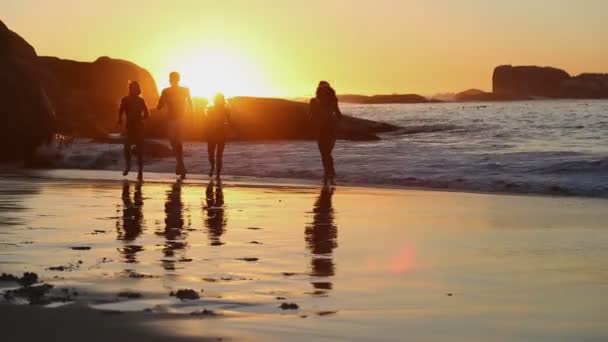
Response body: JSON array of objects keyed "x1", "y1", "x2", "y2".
[
  {"x1": 159, "y1": 181, "x2": 188, "y2": 271},
  {"x1": 116, "y1": 181, "x2": 144, "y2": 264},
  {"x1": 157, "y1": 72, "x2": 193, "y2": 179},
  {"x1": 118, "y1": 81, "x2": 149, "y2": 180},
  {"x1": 206, "y1": 93, "x2": 231, "y2": 178},
  {"x1": 305, "y1": 186, "x2": 338, "y2": 291},
  {"x1": 203, "y1": 180, "x2": 227, "y2": 246},
  {"x1": 309, "y1": 81, "x2": 342, "y2": 185}
]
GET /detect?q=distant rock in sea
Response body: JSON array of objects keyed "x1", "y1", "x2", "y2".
[
  {"x1": 338, "y1": 94, "x2": 429, "y2": 104},
  {"x1": 454, "y1": 89, "x2": 496, "y2": 102},
  {"x1": 493, "y1": 65, "x2": 608, "y2": 99}
]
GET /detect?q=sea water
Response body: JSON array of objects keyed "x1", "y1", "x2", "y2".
[{"x1": 52, "y1": 100, "x2": 608, "y2": 198}]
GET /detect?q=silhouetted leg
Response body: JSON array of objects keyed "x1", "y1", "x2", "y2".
[
  {"x1": 123, "y1": 142, "x2": 131, "y2": 176},
  {"x1": 136, "y1": 139, "x2": 144, "y2": 179},
  {"x1": 317, "y1": 139, "x2": 329, "y2": 178},
  {"x1": 327, "y1": 137, "x2": 336, "y2": 178},
  {"x1": 172, "y1": 140, "x2": 186, "y2": 178},
  {"x1": 216, "y1": 140, "x2": 225, "y2": 177},
  {"x1": 207, "y1": 141, "x2": 216, "y2": 177}
]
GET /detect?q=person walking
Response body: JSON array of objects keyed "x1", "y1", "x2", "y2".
[
  {"x1": 206, "y1": 93, "x2": 231, "y2": 179},
  {"x1": 118, "y1": 81, "x2": 149, "y2": 180},
  {"x1": 309, "y1": 81, "x2": 342, "y2": 185},
  {"x1": 157, "y1": 72, "x2": 193, "y2": 179}
]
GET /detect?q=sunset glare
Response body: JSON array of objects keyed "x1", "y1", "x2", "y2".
[{"x1": 4, "y1": 0, "x2": 607, "y2": 97}]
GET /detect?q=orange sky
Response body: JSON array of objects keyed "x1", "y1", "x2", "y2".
[{"x1": 4, "y1": 0, "x2": 608, "y2": 97}]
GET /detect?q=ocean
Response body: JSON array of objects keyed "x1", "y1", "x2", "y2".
[{"x1": 48, "y1": 100, "x2": 608, "y2": 198}]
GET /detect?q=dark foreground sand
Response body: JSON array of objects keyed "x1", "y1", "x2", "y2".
[
  {"x1": 0, "y1": 304, "x2": 219, "y2": 342},
  {"x1": 1, "y1": 170, "x2": 608, "y2": 341}
]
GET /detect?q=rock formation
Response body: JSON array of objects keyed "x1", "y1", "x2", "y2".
[
  {"x1": 338, "y1": 94, "x2": 429, "y2": 104},
  {"x1": 493, "y1": 65, "x2": 608, "y2": 99},
  {"x1": 0, "y1": 20, "x2": 55, "y2": 161}
]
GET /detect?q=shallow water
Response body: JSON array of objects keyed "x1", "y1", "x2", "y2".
[
  {"x1": 45, "y1": 100, "x2": 608, "y2": 198},
  {"x1": 1, "y1": 173, "x2": 608, "y2": 340}
]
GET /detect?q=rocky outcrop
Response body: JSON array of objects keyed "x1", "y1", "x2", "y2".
[
  {"x1": 493, "y1": 65, "x2": 608, "y2": 99},
  {"x1": 0, "y1": 21, "x2": 36, "y2": 60},
  {"x1": 228, "y1": 97, "x2": 400, "y2": 141},
  {"x1": 493, "y1": 65, "x2": 571, "y2": 98},
  {"x1": 454, "y1": 89, "x2": 495, "y2": 102},
  {"x1": 35, "y1": 56, "x2": 159, "y2": 137},
  {"x1": 338, "y1": 94, "x2": 429, "y2": 104},
  {"x1": 561, "y1": 73, "x2": 608, "y2": 98},
  {"x1": 0, "y1": 20, "x2": 55, "y2": 161}
]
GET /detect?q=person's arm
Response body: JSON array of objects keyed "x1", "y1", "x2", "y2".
[
  {"x1": 226, "y1": 107, "x2": 232, "y2": 126},
  {"x1": 333, "y1": 100, "x2": 343, "y2": 121},
  {"x1": 308, "y1": 98, "x2": 316, "y2": 121},
  {"x1": 118, "y1": 98, "x2": 125, "y2": 126},
  {"x1": 185, "y1": 88, "x2": 193, "y2": 116},
  {"x1": 142, "y1": 99, "x2": 150, "y2": 119},
  {"x1": 156, "y1": 89, "x2": 166, "y2": 110}
]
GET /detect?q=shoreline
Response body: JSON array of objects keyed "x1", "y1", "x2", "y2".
[{"x1": 2, "y1": 167, "x2": 607, "y2": 201}]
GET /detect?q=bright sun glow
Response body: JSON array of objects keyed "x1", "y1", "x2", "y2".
[{"x1": 161, "y1": 45, "x2": 272, "y2": 99}]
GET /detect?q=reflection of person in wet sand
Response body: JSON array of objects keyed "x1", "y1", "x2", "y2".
[
  {"x1": 116, "y1": 181, "x2": 144, "y2": 264},
  {"x1": 203, "y1": 180, "x2": 227, "y2": 246},
  {"x1": 305, "y1": 186, "x2": 338, "y2": 291},
  {"x1": 159, "y1": 181, "x2": 188, "y2": 270}
]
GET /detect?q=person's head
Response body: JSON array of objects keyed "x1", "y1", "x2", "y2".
[
  {"x1": 316, "y1": 81, "x2": 337, "y2": 103},
  {"x1": 128, "y1": 81, "x2": 142, "y2": 96},
  {"x1": 169, "y1": 71, "x2": 181, "y2": 87},
  {"x1": 214, "y1": 93, "x2": 226, "y2": 107}
]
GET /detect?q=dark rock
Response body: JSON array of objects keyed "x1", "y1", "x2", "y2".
[
  {"x1": 493, "y1": 65, "x2": 570, "y2": 98},
  {"x1": 0, "y1": 22, "x2": 55, "y2": 161},
  {"x1": 317, "y1": 311, "x2": 338, "y2": 316},
  {"x1": 454, "y1": 89, "x2": 496, "y2": 102},
  {"x1": 18, "y1": 272, "x2": 39, "y2": 287},
  {"x1": 561, "y1": 73, "x2": 608, "y2": 98},
  {"x1": 0, "y1": 273, "x2": 19, "y2": 282},
  {"x1": 70, "y1": 246, "x2": 91, "y2": 251},
  {"x1": 4, "y1": 283, "x2": 53, "y2": 305},
  {"x1": 279, "y1": 302, "x2": 299, "y2": 310},
  {"x1": 0, "y1": 20, "x2": 37, "y2": 59},
  {"x1": 36, "y1": 56, "x2": 158, "y2": 138},
  {"x1": 238, "y1": 257, "x2": 259, "y2": 262},
  {"x1": 170, "y1": 289, "x2": 200, "y2": 300},
  {"x1": 338, "y1": 94, "x2": 429, "y2": 104},
  {"x1": 229, "y1": 97, "x2": 400, "y2": 141},
  {"x1": 282, "y1": 272, "x2": 296, "y2": 277},
  {"x1": 118, "y1": 291, "x2": 143, "y2": 299},
  {"x1": 190, "y1": 309, "x2": 217, "y2": 317}
]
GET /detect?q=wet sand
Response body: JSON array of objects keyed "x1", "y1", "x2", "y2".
[{"x1": 1, "y1": 170, "x2": 608, "y2": 341}]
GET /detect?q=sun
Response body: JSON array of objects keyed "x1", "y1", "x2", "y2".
[{"x1": 162, "y1": 45, "x2": 271, "y2": 100}]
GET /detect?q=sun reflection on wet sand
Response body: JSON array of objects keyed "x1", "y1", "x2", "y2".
[{"x1": 1, "y1": 175, "x2": 608, "y2": 340}]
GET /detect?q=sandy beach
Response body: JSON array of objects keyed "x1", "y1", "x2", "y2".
[{"x1": 0, "y1": 169, "x2": 607, "y2": 341}]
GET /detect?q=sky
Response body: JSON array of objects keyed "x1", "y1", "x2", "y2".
[{"x1": 3, "y1": 0, "x2": 608, "y2": 98}]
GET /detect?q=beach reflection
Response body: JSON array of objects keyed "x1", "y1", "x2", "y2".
[
  {"x1": 203, "y1": 180, "x2": 227, "y2": 246},
  {"x1": 305, "y1": 186, "x2": 338, "y2": 291},
  {"x1": 116, "y1": 181, "x2": 144, "y2": 264},
  {"x1": 158, "y1": 181, "x2": 188, "y2": 271}
]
